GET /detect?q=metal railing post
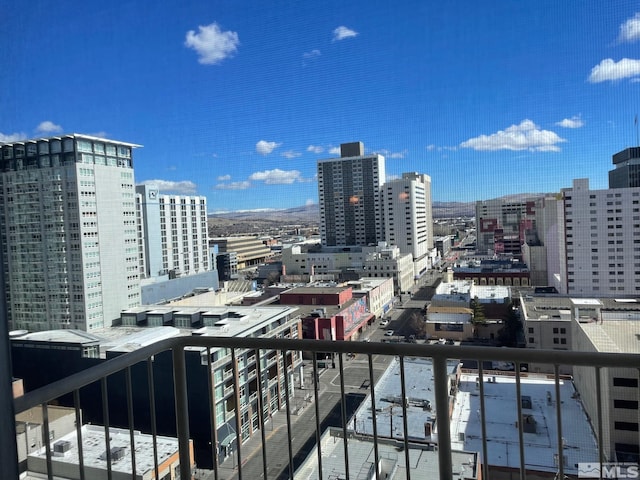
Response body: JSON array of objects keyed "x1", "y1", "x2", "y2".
[
  {"x1": 432, "y1": 355, "x2": 453, "y2": 480},
  {"x1": 173, "y1": 345, "x2": 192, "y2": 480}
]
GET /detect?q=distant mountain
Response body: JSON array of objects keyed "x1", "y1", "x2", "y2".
[{"x1": 209, "y1": 193, "x2": 550, "y2": 224}]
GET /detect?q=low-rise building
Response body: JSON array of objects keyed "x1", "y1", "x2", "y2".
[
  {"x1": 210, "y1": 236, "x2": 272, "y2": 270},
  {"x1": 451, "y1": 372, "x2": 599, "y2": 479},
  {"x1": 11, "y1": 305, "x2": 302, "y2": 469},
  {"x1": 27, "y1": 425, "x2": 193, "y2": 480}
]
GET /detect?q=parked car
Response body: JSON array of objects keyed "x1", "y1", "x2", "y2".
[
  {"x1": 380, "y1": 319, "x2": 389, "y2": 327},
  {"x1": 385, "y1": 330, "x2": 394, "y2": 336}
]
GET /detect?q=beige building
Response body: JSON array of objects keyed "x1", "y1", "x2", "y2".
[
  {"x1": 211, "y1": 236, "x2": 272, "y2": 270},
  {"x1": 573, "y1": 317, "x2": 640, "y2": 463}
]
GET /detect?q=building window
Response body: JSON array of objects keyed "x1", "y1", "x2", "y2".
[
  {"x1": 613, "y1": 377, "x2": 638, "y2": 388},
  {"x1": 614, "y1": 399, "x2": 639, "y2": 409},
  {"x1": 614, "y1": 422, "x2": 639, "y2": 432}
]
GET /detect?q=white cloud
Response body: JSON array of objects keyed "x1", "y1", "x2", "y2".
[
  {"x1": 460, "y1": 119, "x2": 566, "y2": 152},
  {"x1": 426, "y1": 144, "x2": 458, "y2": 152},
  {"x1": 426, "y1": 144, "x2": 437, "y2": 151},
  {"x1": 333, "y1": 26, "x2": 358, "y2": 42},
  {"x1": 217, "y1": 174, "x2": 231, "y2": 181},
  {"x1": 377, "y1": 148, "x2": 407, "y2": 159},
  {"x1": 215, "y1": 181, "x2": 251, "y2": 190},
  {"x1": 619, "y1": 13, "x2": 640, "y2": 43},
  {"x1": 249, "y1": 168, "x2": 303, "y2": 184},
  {"x1": 307, "y1": 145, "x2": 324, "y2": 154},
  {"x1": 281, "y1": 150, "x2": 301, "y2": 159},
  {"x1": 556, "y1": 115, "x2": 584, "y2": 129},
  {"x1": 256, "y1": 140, "x2": 281, "y2": 155},
  {"x1": 303, "y1": 49, "x2": 321, "y2": 59},
  {"x1": 139, "y1": 179, "x2": 197, "y2": 194},
  {"x1": 328, "y1": 146, "x2": 340, "y2": 155},
  {"x1": 0, "y1": 131, "x2": 26, "y2": 143},
  {"x1": 185, "y1": 22, "x2": 239, "y2": 65},
  {"x1": 588, "y1": 58, "x2": 640, "y2": 83},
  {"x1": 305, "y1": 199, "x2": 316, "y2": 206},
  {"x1": 36, "y1": 120, "x2": 62, "y2": 134}
]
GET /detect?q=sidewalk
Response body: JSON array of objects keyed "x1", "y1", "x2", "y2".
[{"x1": 212, "y1": 367, "x2": 321, "y2": 480}]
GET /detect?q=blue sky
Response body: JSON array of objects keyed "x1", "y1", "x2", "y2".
[{"x1": 2, "y1": 1, "x2": 640, "y2": 211}]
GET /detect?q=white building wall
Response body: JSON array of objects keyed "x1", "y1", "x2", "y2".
[
  {"x1": 383, "y1": 172, "x2": 433, "y2": 277},
  {"x1": 563, "y1": 178, "x2": 640, "y2": 297},
  {"x1": 0, "y1": 135, "x2": 141, "y2": 332}
]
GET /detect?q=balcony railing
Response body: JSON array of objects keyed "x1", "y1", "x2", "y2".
[{"x1": 6, "y1": 336, "x2": 640, "y2": 480}]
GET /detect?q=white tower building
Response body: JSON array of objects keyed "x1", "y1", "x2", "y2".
[
  {"x1": 383, "y1": 172, "x2": 433, "y2": 278},
  {"x1": 0, "y1": 134, "x2": 141, "y2": 332}
]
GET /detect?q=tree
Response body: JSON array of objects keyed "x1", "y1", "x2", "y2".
[
  {"x1": 470, "y1": 296, "x2": 487, "y2": 325},
  {"x1": 408, "y1": 312, "x2": 427, "y2": 339},
  {"x1": 497, "y1": 302, "x2": 523, "y2": 347}
]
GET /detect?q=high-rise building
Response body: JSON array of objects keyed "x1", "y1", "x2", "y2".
[
  {"x1": 554, "y1": 178, "x2": 640, "y2": 297},
  {"x1": 475, "y1": 197, "x2": 541, "y2": 255},
  {"x1": 383, "y1": 172, "x2": 433, "y2": 277},
  {"x1": 136, "y1": 184, "x2": 210, "y2": 279},
  {"x1": 317, "y1": 142, "x2": 385, "y2": 246},
  {"x1": 609, "y1": 147, "x2": 640, "y2": 188},
  {"x1": 0, "y1": 134, "x2": 141, "y2": 332}
]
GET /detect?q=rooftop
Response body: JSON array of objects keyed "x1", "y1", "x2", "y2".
[
  {"x1": 575, "y1": 319, "x2": 640, "y2": 354},
  {"x1": 351, "y1": 357, "x2": 460, "y2": 441},
  {"x1": 295, "y1": 428, "x2": 479, "y2": 480},
  {"x1": 450, "y1": 373, "x2": 599, "y2": 475},
  {"x1": 27, "y1": 425, "x2": 180, "y2": 476}
]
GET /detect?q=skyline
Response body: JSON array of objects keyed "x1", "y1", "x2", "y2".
[{"x1": 3, "y1": 1, "x2": 640, "y2": 212}]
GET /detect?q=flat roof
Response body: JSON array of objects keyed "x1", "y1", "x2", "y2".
[
  {"x1": 14, "y1": 329, "x2": 102, "y2": 345},
  {"x1": 282, "y1": 286, "x2": 349, "y2": 295},
  {"x1": 450, "y1": 373, "x2": 598, "y2": 475},
  {"x1": 0, "y1": 133, "x2": 141, "y2": 148},
  {"x1": 575, "y1": 319, "x2": 640, "y2": 353},
  {"x1": 351, "y1": 357, "x2": 460, "y2": 441},
  {"x1": 295, "y1": 428, "x2": 478, "y2": 480},
  {"x1": 28, "y1": 425, "x2": 180, "y2": 476}
]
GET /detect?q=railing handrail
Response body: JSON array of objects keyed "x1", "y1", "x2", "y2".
[{"x1": 14, "y1": 335, "x2": 640, "y2": 415}]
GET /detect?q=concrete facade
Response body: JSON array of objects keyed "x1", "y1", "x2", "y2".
[
  {"x1": 0, "y1": 134, "x2": 141, "y2": 332},
  {"x1": 383, "y1": 172, "x2": 434, "y2": 278},
  {"x1": 317, "y1": 142, "x2": 385, "y2": 247}
]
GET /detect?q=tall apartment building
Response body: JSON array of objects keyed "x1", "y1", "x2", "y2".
[
  {"x1": 136, "y1": 184, "x2": 210, "y2": 279},
  {"x1": 609, "y1": 147, "x2": 640, "y2": 188},
  {"x1": 0, "y1": 134, "x2": 141, "y2": 332},
  {"x1": 556, "y1": 178, "x2": 640, "y2": 297},
  {"x1": 317, "y1": 142, "x2": 385, "y2": 246},
  {"x1": 383, "y1": 172, "x2": 433, "y2": 277},
  {"x1": 475, "y1": 197, "x2": 541, "y2": 255}
]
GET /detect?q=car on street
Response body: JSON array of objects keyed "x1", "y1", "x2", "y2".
[
  {"x1": 385, "y1": 330, "x2": 394, "y2": 336},
  {"x1": 380, "y1": 319, "x2": 389, "y2": 327}
]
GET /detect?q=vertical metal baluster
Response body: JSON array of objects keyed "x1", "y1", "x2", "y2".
[
  {"x1": 432, "y1": 355, "x2": 452, "y2": 480},
  {"x1": 399, "y1": 356, "x2": 411, "y2": 480},
  {"x1": 515, "y1": 362, "x2": 526, "y2": 480},
  {"x1": 338, "y1": 352, "x2": 350, "y2": 479},
  {"x1": 73, "y1": 389, "x2": 86, "y2": 480},
  {"x1": 231, "y1": 348, "x2": 243, "y2": 480},
  {"x1": 206, "y1": 347, "x2": 219, "y2": 479},
  {"x1": 554, "y1": 364, "x2": 564, "y2": 479},
  {"x1": 595, "y1": 366, "x2": 604, "y2": 478},
  {"x1": 368, "y1": 353, "x2": 380, "y2": 480},
  {"x1": 173, "y1": 345, "x2": 192, "y2": 480},
  {"x1": 101, "y1": 377, "x2": 113, "y2": 480},
  {"x1": 125, "y1": 366, "x2": 136, "y2": 480},
  {"x1": 312, "y1": 354, "x2": 323, "y2": 478},
  {"x1": 146, "y1": 358, "x2": 159, "y2": 480},
  {"x1": 283, "y1": 350, "x2": 294, "y2": 479},
  {"x1": 254, "y1": 348, "x2": 268, "y2": 480},
  {"x1": 41, "y1": 403, "x2": 53, "y2": 480},
  {"x1": 477, "y1": 362, "x2": 489, "y2": 480}
]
